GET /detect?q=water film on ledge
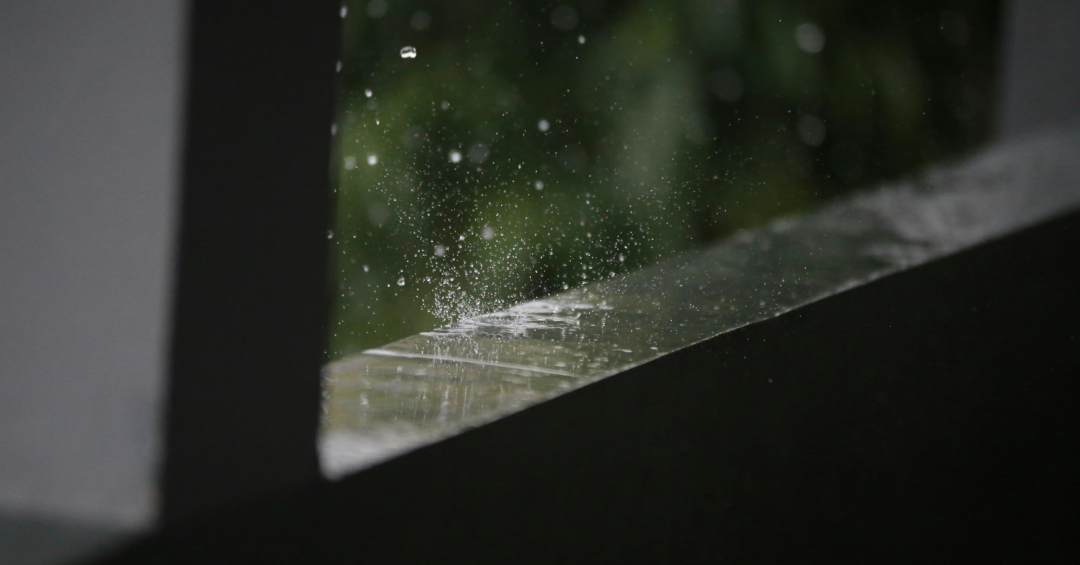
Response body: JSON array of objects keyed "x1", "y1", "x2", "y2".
[{"x1": 320, "y1": 129, "x2": 1080, "y2": 478}]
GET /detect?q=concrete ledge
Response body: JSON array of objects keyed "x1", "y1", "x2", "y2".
[{"x1": 100, "y1": 131, "x2": 1080, "y2": 563}]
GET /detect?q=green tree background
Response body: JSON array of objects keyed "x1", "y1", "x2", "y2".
[{"x1": 328, "y1": 0, "x2": 1001, "y2": 360}]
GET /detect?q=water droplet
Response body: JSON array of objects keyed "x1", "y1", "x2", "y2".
[
  {"x1": 330, "y1": 123, "x2": 337, "y2": 136},
  {"x1": 397, "y1": 277, "x2": 406, "y2": 286},
  {"x1": 550, "y1": 6, "x2": 579, "y2": 31},
  {"x1": 365, "y1": 89, "x2": 373, "y2": 98},
  {"x1": 327, "y1": 230, "x2": 334, "y2": 239},
  {"x1": 339, "y1": 6, "x2": 347, "y2": 18},
  {"x1": 578, "y1": 35, "x2": 586, "y2": 44},
  {"x1": 367, "y1": 154, "x2": 378, "y2": 165},
  {"x1": 535, "y1": 180, "x2": 544, "y2": 190},
  {"x1": 449, "y1": 150, "x2": 462, "y2": 163},
  {"x1": 410, "y1": 11, "x2": 432, "y2": 30},
  {"x1": 434, "y1": 245, "x2": 446, "y2": 257},
  {"x1": 468, "y1": 144, "x2": 490, "y2": 164},
  {"x1": 400, "y1": 46, "x2": 418, "y2": 59},
  {"x1": 710, "y1": 68, "x2": 744, "y2": 103},
  {"x1": 440, "y1": 101, "x2": 450, "y2": 110},
  {"x1": 335, "y1": 60, "x2": 342, "y2": 72},
  {"x1": 538, "y1": 119, "x2": 550, "y2": 132},
  {"x1": 362, "y1": 264, "x2": 369, "y2": 272},
  {"x1": 482, "y1": 226, "x2": 495, "y2": 240},
  {"x1": 344, "y1": 156, "x2": 356, "y2": 170},
  {"x1": 796, "y1": 115, "x2": 827, "y2": 147},
  {"x1": 795, "y1": 22, "x2": 825, "y2": 54},
  {"x1": 366, "y1": 0, "x2": 387, "y2": 18}
]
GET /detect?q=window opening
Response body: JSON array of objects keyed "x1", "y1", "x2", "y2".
[{"x1": 327, "y1": 0, "x2": 1001, "y2": 360}]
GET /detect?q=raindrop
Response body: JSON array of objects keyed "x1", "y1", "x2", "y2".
[
  {"x1": 535, "y1": 180, "x2": 544, "y2": 190},
  {"x1": 538, "y1": 119, "x2": 550, "y2": 132},
  {"x1": 482, "y1": 226, "x2": 495, "y2": 240},
  {"x1": 578, "y1": 35, "x2": 586, "y2": 44},
  {"x1": 449, "y1": 150, "x2": 462, "y2": 163},
  {"x1": 327, "y1": 230, "x2": 334, "y2": 239},
  {"x1": 330, "y1": 123, "x2": 337, "y2": 136},
  {"x1": 400, "y1": 46, "x2": 418, "y2": 59},
  {"x1": 367, "y1": 204, "x2": 389, "y2": 226},
  {"x1": 367, "y1": 0, "x2": 387, "y2": 18},
  {"x1": 335, "y1": 60, "x2": 342, "y2": 72},
  {"x1": 410, "y1": 11, "x2": 432, "y2": 30},
  {"x1": 468, "y1": 144, "x2": 490, "y2": 164},
  {"x1": 367, "y1": 154, "x2": 379, "y2": 165},
  {"x1": 362, "y1": 265, "x2": 369, "y2": 272},
  {"x1": 685, "y1": 113, "x2": 715, "y2": 145},
  {"x1": 550, "y1": 6, "x2": 579, "y2": 31},
  {"x1": 397, "y1": 277, "x2": 406, "y2": 286},
  {"x1": 434, "y1": 245, "x2": 446, "y2": 257},
  {"x1": 339, "y1": 6, "x2": 347, "y2": 18},
  {"x1": 796, "y1": 115, "x2": 827, "y2": 147},
  {"x1": 440, "y1": 101, "x2": 450, "y2": 110},
  {"x1": 710, "y1": 68, "x2": 744, "y2": 103},
  {"x1": 344, "y1": 156, "x2": 356, "y2": 170},
  {"x1": 795, "y1": 23, "x2": 825, "y2": 54},
  {"x1": 365, "y1": 89, "x2": 373, "y2": 98}
]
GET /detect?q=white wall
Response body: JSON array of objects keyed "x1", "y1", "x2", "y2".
[
  {"x1": 0, "y1": 1, "x2": 186, "y2": 528},
  {"x1": 999, "y1": 0, "x2": 1080, "y2": 137}
]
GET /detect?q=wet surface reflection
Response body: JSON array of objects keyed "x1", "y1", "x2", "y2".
[{"x1": 322, "y1": 130, "x2": 1080, "y2": 477}]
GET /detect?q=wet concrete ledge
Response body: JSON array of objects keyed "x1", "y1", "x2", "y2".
[
  {"x1": 320, "y1": 129, "x2": 1080, "y2": 476},
  {"x1": 100, "y1": 131, "x2": 1080, "y2": 562}
]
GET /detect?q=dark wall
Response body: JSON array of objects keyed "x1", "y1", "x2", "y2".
[
  {"x1": 104, "y1": 208, "x2": 1080, "y2": 564},
  {"x1": 161, "y1": 0, "x2": 340, "y2": 526}
]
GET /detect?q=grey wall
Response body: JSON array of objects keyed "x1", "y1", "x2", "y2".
[
  {"x1": 0, "y1": 1, "x2": 186, "y2": 528},
  {"x1": 999, "y1": 0, "x2": 1080, "y2": 137}
]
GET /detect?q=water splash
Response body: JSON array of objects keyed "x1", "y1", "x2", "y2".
[{"x1": 321, "y1": 131, "x2": 1080, "y2": 478}]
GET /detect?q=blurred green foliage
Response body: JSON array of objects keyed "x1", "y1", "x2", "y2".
[{"x1": 328, "y1": 0, "x2": 1001, "y2": 359}]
